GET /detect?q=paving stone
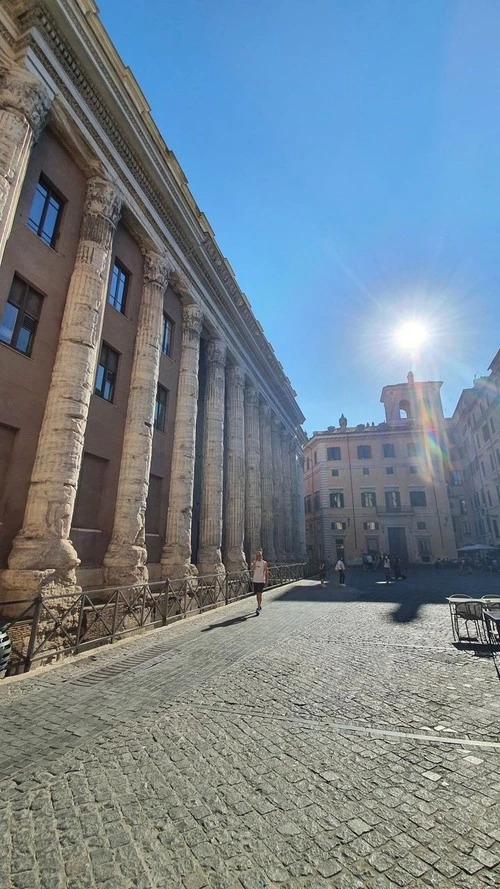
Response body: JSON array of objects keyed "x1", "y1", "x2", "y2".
[{"x1": 1, "y1": 570, "x2": 499, "y2": 889}]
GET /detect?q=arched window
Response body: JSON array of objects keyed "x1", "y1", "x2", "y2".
[{"x1": 399, "y1": 399, "x2": 411, "y2": 419}]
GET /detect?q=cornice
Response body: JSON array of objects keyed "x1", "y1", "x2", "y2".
[{"x1": 4, "y1": 0, "x2": 303, "y2": 426}]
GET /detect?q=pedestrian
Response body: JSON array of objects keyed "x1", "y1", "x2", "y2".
[
  {"x1": 366, "y1": 552, "x2": 374, "y2": 571},
  {"x1": 383, "y1": 554, "x2": 392, "y2": 584},
  {"x1": 393, "y1": 557, "x2": 403, "y2": 580},
  {"x1": 318, "y1": 561, "x2": 326, "y2": 586},
  {"x1": 335, "y1": 557, "x2": 346, "y2": 586},
  {"x1": 251, "y1": 549, "x2": 269, "y2": 616}
]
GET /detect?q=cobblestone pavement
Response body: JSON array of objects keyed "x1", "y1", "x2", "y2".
[{"x1": 1, "y1": 568, "x2": 499, "y2": 889}]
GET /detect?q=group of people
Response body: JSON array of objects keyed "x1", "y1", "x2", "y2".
[{"x1": 250, "y1": 547, "x2": 408, "y2": 616}]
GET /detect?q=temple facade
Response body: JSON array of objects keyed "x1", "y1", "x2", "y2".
[{"x1": 0, "y1": 0, "x2": 306, "y2": 606}]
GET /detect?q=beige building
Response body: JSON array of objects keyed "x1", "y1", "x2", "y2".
[
  {"x1": 449, "y1": 350, "x2": 500, "y2": 549},
  {"x1": 0, "y1": 0, "x2": 306, "y2": 608},
  {"x1": 303, "y1": 373, "x2": 456, "y2": 566}
]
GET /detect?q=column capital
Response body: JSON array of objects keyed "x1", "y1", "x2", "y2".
[
  {"x1": 206, "y1": 337, "x2": 226, "y2": 366},
  {"x1": 0, "y1": 66, "x2": 52, "y2": 139},
  {"x1": 245, "y1": 381, "x2": 259, "y2": 405},
  {"x1": 227, "y1": 363, "x2": 245, "y2": 389},
  {"x1": 183, "y1": 302, "x2": 203, "y2": 334},
  {"x1": 142, "y1": 251, "x2": 172, "y2": 289},
  {"x1": 80, "y1": 178, "x2": 122, "y2": 250},
  {"x1": 259, "y1": 400, "x2": 272, "y2": 421}
]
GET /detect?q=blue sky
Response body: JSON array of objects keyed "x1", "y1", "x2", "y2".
[{"x1": 99, "y1": 0, "x2": 500, "y2": 434}]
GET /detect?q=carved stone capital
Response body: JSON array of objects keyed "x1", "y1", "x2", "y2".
[
  {"x1": 271, "y1": 414, "x2": 282, "y2": 433},
  {"x1": 0, "y1": 66, "x2": 52, "y2": 139},
  {"x1": 143, "y1": 251, "x2": 172, "y2": 289},
  {"x1": 280, "y1": 427, "x2": 291, "y2": 443},
  {"x1": 80, "y1": 178, "x2": 122, "y2": 249},
  {"x1": 227, "y1": 363, "x2": 245, "y2": 389},
  {"x1": 206, "y1": 338, "x2": 226, "y2": 366},
  {"x1": 259, "y1": 401, "x2": 272, "y2": 421},
  {"x1": 182, "y1": 302, "x2": 203, "y2": 335},
  {"x1": 245, "y1": 382, "x2": 259, "y2": 406}
]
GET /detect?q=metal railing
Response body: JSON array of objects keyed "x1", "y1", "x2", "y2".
[{"x1": 0, "y1": 563, "x2": 305, "y2": 676}]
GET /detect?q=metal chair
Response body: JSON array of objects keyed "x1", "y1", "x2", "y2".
[{"x1": 447, "y1": 596, "x2": 488, "y2": 643}]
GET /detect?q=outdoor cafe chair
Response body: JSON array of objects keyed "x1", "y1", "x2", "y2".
[{"x1": 446, "y1": 595, "x2": 488, "y2": 644}]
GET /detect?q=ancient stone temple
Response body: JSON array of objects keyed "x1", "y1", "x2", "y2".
[{"x1": 0, "y1": 0, "x2": 306, "y2": 606}]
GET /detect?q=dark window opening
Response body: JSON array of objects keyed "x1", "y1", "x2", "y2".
[
  {"x1": 27, "y1": 176, "x2": 64, "y2": 247},
  {"x1": 0, "y1": 275, "x2": 43, "y2": 356},
  {"x1": 154, "y1": 384, "x2": 168, "y2": 432},
  {"x1": 108, "y1": 260, "x2": 129, "y2": 313},
  {"x1": 95, "y1": 342, "x2": 119, "y2": 402}
]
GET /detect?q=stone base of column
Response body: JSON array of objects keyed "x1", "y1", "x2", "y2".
[
  {"x1": 196, "y1": 548, "x2": 226, "y2": 580},
  {"x1": 160, "y1": 549, "x2": 198, "y2": 581},
  {"x1": 102, "y1": 543, "x2": 149, "y2": 588},
  {"x1": 1, "y1": 536, "x2": 81, "y2": 611},
  {"x1": 224, "y1": 547, "x2": 248, "y2": 574}
]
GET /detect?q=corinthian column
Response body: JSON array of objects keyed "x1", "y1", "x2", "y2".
[
  {"x1": 244, "y1": 382, "x2": 261, "y2": 562},
  {"x1": 281, "y1": 429, "x2": 293, "y2": 561},
  {"x1": 197, "y1": 339, "x2": 227, "y2": 578},
  {"x1": 223, "y1": 364, "x2": 247, "y2": 573},
  {"x1": 0, "y1": 65, "x2": 52, "y2": 265},
  {"x1": 103, "y1": 252, "x2": 171, "y2": 587},
  {"x1": 161, "y1": 303, "x2": 203, "y2": 579},
  {"x1": 271, "y1": 415, "x2": 285, "y2": 562},
  {"x1": 259, "y1": 401, "x2": 276, "y2": 563},
  {"x1": 1, "y1": 178, "x2": 122, "y2": 601}
]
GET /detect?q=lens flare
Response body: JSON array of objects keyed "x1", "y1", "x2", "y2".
[{"x1": 394, "y1": 321, "x2": 429, "y2": 350}]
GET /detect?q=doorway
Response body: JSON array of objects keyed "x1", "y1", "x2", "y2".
[{"x1": 387, "y1": 527, "x2": 409, "y2": 564}]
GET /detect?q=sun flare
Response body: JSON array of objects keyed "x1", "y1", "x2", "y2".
[{"x1": 394, "y1": 320, "x2": 429, "y2": 350}]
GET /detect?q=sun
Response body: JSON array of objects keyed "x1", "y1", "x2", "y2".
[{"x1": 394, "y1": 320, "x2": 429, "y2": 350}]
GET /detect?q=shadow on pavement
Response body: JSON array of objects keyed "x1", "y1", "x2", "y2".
[
  {"x1": 200, "y1": 614, "x2": 257, "y2": 632},
  {"x1": 274, "y1": 566, "x2": 500, "y2": 626}
]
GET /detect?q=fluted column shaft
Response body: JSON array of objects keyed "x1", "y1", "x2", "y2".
[
  {"x1": 0, "y1": 66, "x2": 52, "y2": 265},
  {"x1": 1, "y1": 178, "x2": 122, "y2": 600},
  {"x1": 259, "y1": 402, "x2": 275, "y2": 562},
  {"x1": 161, "y1": 304, "x2": 203, "y2": 579},
  {"x1": 103, "y1": 253, "x2": 171, "y2": 586},
  {"x1": 297, "y1": 454, "x2": 307, "y2": 559},
  {"x1": 288, "y1": 437, "x2": 299, "y2": 560},
  {"x1": 224, "y1": 364, "x2": 247, "y2": 572},
  {"x1": 197, "y1": 339, "x2": 227, "y2": 578},
  {"x1": 281, "y1": 429, "x2": 294, "y2": 561},
  {"x1": 271, "y1": 415, "x2": 285, "y2": 562},
  {"x1": 244, "y1": 383, "x2": 261, "y2": 562}
]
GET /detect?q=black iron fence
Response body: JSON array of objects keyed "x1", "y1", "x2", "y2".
[{"x1": 0, "y1": 563, "x2": 306, "y2": 676}]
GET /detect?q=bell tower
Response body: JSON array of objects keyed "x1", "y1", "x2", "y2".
[{"x1": 380, "y1": 372, "x2": 444, "y2": 426}]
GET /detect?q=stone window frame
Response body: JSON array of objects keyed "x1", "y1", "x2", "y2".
[
  {"x1": 329, "y1": 491, "x2": 345, "y2": 509},
  {"x1": 27, "y1": 174, "x2": 65, "y2": 248},
  {"x1": 0, "y1": 274, "x2": 44, "y2": 357},
  {"x1": 154, "y1": 383, "x2": 169, "y2": 432},
  {"x1": 357, "y1": 445, "x2": 372, "y2": 459},
  {"x1": 327, "y1": 446, "x2": 341, "y2": 461},
  {"x1": 409, "y1": 490, "x2": 427, "y2": 508},
  {"x1": 107, "y1": 258, "x2": 129, "y2": 314},
  {"x1": 95, "y1": 341, "x2": 119, "y2": 403}
]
